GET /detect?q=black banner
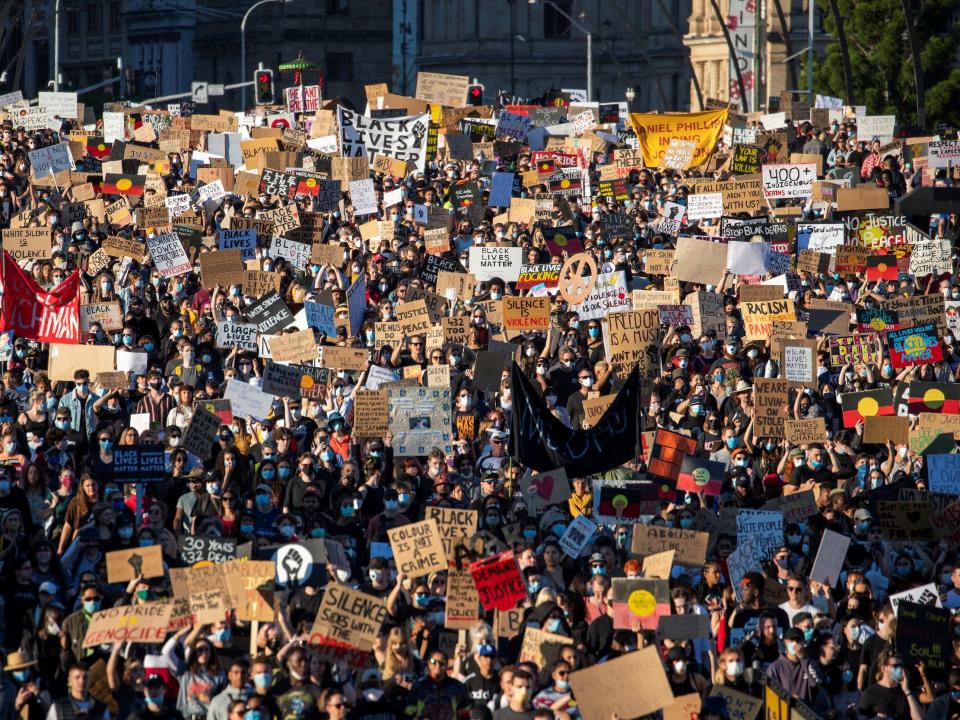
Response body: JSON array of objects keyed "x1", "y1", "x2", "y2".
[{"x1": 509, "y1": 363, "x2": 639, "y2": 476}]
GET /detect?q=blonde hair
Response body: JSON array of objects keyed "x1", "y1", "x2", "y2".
[{"x1": 381, "y1": 627, "x2": 412, "y2": 681}]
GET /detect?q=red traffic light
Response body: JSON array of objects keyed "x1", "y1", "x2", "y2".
[
  {"x1": 470, "y1": 87, "x2": 481, "y2": 97},
  {"x1": 258, "y1": 73, "x2": 270, "y2": 84}
]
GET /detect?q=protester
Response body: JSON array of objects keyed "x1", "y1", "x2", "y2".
[{"x1": 0, "y1": 73, "x2": 953, "y2": 720}]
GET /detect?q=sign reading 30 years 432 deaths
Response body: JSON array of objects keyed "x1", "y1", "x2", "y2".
[{"x1": 761, "y1": 163, "x2": 817, "y2": 199}]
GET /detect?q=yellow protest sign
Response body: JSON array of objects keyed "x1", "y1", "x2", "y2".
[{"x1": 628, "y1": 109, "x2": 728, "y2": 168}]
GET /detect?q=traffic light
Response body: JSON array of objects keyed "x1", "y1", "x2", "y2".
[
  {"x1": 254, "y1": 69, "x2": 274, "y2": 106},
  {"x1": 468, "y1": 82, "x2": 484, "y2": 106}
]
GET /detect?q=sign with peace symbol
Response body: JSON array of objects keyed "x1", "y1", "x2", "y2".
[{"x1": 558, "y1": 252, "x2": 597, "y2": 305}]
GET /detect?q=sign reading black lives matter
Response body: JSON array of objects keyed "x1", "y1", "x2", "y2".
[
  {"x1": 112, "y1": 444, "x2": 166, "y2": 483},
  {"x1": 337, "y1": 106, "x2": 430, "y2": 174}
]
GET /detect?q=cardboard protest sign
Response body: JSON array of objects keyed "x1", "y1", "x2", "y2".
[
  {"x1": 387, "y1": 519, "x2": 446, "y2": 576},
  {"x1": 469, "y1": 550, "x2": 526, "y2": 612},
  {"x1": 312, "y1": 583, "x2": 387, "y2": 651},
  {"x1": 673, "y1": 237, "x2": 727, "y2": 285},
  {"x1": 785, "y1": 418, "x2": 826, "y2": 445},
  {"x1": 878, "y1": 501, "x2": 936, "y2": 543},
  {"x1": 83, "y1": 603, "x2": 174, "y2": 647},
  {"x1": 519, "y1": 626, "x2": 573, "y2": 667},
  {"x1": 863, "y1": 416, "x2": 910, "y2": 445},
  {"x1": 425, "y1": 506, "x2": 477, "y2": 561},
  {"x1": 573, "y1": 270, "x2": 630, "y2": 321},
  {"x1": 267, "y1": 329, "x2": 319, "y2": 364},
  {"x1": 828, "y1": 333, "x2": 878, "y2": 366},
  {"x1": 106, "y1": 545, "x2": 164, "y2": 583},
  {"x1": 189, "y1": 590, "x2": 228, "y2": 625},
  {"x1": 199, "y1": 248, "x2": 243, "y2": 287},
  {"x1": 709, "y1": 687, "x2": 763, "y2": 720},
  {"x1": 736, "y1": 510, "x2": 785, "y2": 562},
  {"x1": 631, "y1": 525, "x2": 710, "y2": 566},
  {"x1": 502, "y1": 296, "x2": 549, "y2": 338},
  {"x1": 352, "y1": 390, "x2": 389, "y2": 437},
  {"x1": 444, "y1": 567, "x2": 480, "y2": 630},
  {"x1": 337, "y1": 106, "x2": 430, "y2": 174},
  {"x1": 602, "y1": 309, "x2": 659, "y2": 377},
  {"x1": 79, "y1": 302, "x2": 123, "y2": 333},
  {"x1": 519, "y1": 468, "x2": 571, "y2": 513},
  {"x1": 2, "y1": 227, "x2": 51, "y2": 263},
  {"x1": 753, "y1": 378, "x2": 789, "y2": 439}
]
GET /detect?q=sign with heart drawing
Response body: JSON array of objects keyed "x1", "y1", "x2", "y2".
[{"x1": 520, "y1": 467, "x2": 571, "y2": 513}]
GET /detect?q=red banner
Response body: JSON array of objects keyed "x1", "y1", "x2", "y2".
[{"x1": 0, "y1": 252, "x2": 80, "y2": 343}]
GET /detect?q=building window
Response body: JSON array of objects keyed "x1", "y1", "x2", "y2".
[
  {"x1": 87, "y1": 2, "x2": 102, "y2": 32},
  {"x1": 66, "y1": 9, "x2": 79, "y2": 33},
  {"x1": 326, "y1": 52, "x2": 353, "y2": 81},
  {"x1": 326, "y1": 0, "x2": 348, "y2": 14},
  {"x1": 544, "y1": 0, "x2": 572, "y2": 39},
  {"x1": 109, "y1": 1, "x2": 121, "y2": 32}
]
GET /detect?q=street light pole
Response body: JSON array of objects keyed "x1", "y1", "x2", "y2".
[
  {"x1": 533, "y1": 0, "x2": 592, "y2": 101},
  {"x1": 240, "y1": 0, "x2": 291, "y2": 110},
  {"x1": 53, "y1": 0, "x2": 60, "y2": 91}
]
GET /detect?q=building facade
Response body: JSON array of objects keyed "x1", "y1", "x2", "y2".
[
  {"x1": 414, "y1": 0, "x2": 693, "y2": 111},
  {"x1": 684, "y1": 0, "x2": 830, "y2": 112},
  {"x1": 192, "y1": 0, "x2": 393, "y2": 111}
]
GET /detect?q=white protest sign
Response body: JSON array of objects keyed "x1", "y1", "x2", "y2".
[
  {"x1": 798, "y1": 223, "x2": 846, "y2": 253},
  {"x1": 572, "y1": 270, "x2": 630, "y2": 321},
  {"x1": 726, "y1": 241, "x2": 770, "y2": 276},
  {"x1": 38, "y1": 91, "x2": 78, "y2": 119},
  {"x1": 337, "y1": 106, "x2": 430, "y2": 174},
  {"x1": 570, "y1": 110, "x2": 597, "y2": 136},
  {"x1": 889, "y1": 582, "x2": 942, "y2": 616},
  {"x1": 808, "y1": 529, "x2": 850, "y2": 586},
  {"x1": 103, "y1": 112, "x2": 126, "y2": 145},
  {"x1": 468, "y1": 246, "x2": 523, "y2": 282},
  {"x1": 559, "y1": 515, "x2": 598, "y2": 559},
  {"x1": 28, "y1": 143, "x2": 75, "y2": 176},
  {"x1": 223, "y1": 378, "x2": 275, "y2": 420},
  {"x1": 762, "y1": 163, "x2": 817, "y2": 199},
  {"x1": 146, "y1": 233, "x2": 191, "y2": 278},
  {"x1": 686, "y1": 193, "x2": 723, "y2": 221},
  {"x1": 928, "y1": 140, "x2": 960, "y2": 169},
  {"x1": 268, "y1": 237, "x2": 311, "y2": 270},
  {"x1": 349, "y1": 179, "x2": 377, "y2": 216},
  {"x1": 216, "y1": 321, "x2": 257, "y2": 351},
  {"x1": 857, "y1": 115, "x2": 896, "y2": 144},
  {"x1": 908, "y1": 238, "x2": 952, "y2": 277},
  {"x1": 166, "y1": 194, "x2": 192, "y2": 219}
]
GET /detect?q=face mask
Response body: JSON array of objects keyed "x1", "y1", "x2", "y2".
[
  {"x1": 591, "y1": 566, "x2": 605, "y2": 576},
  {"x1": 341, "y1": 505, "x2": 355, "y2": 518},
  {"x1": 513, "y1": 688, "x2": 530, "y2": 707},
  {"x1": 897, "y1": 565, "x2": 911, "y2": 577},
  {"x1": 673, "y1": 661, "x2": 686, "y2": 674},
  {"x1": 55, "y1": 420, "x2": 70, "y2": 430},
  {"x1": 842, "y1": 670, "x2": 854, "y2": 684},
  {"x1": 727, "y1": 661, "x2": 744, "y2": 677},
  {"x1": 810, "y1": 459, "x2": 823, "y2": 470},
  {"x1": 561, "y1": 360, "x2": 573, "y2": 369},
  {"x1": 118, "y1": 526, "x2": 134, "y2": 540},
  {"x1": 486, "y1": 514, "x2": 501, "y2": 526},
  {"x1": 679, "y1": 518, "x2": 693, "y2": 529},
  {"x1": 803, "y1": 628, "x2": 814, "y2": 641},
  {"x1": 253, "y1": 672, "x2": 272, "y2": 689},
  {"x1": 335, "y1": 567, "x2": 352, "y2": 583},
  {"x1": 459, "y1": 396, "x2": 472, "y2": 409},
  {"x1": 398, "y1": 493, "x2": 411, "y2": 505},
  {"x1": 747, "y1": 349, "x2": 758, "y2": 359},
  {"x1": 241, "y1": 524, "x2": 254, "y2": 534},
  {"x1": 726, "y1": 437, "x2": 738, "y2": 450},
  {"x1": 83, "y1": 599, "x2": 100, "y2": 614},
  {"x1": 735, "y1": 459, "x2": 748, "y2": 468},
  {"x1": 849, "y1": 625, "x2": 861, "y2": 642},
  {"x1": 890, "y1": 666, "x2": 903, "y2": 682},
  {"x1": 726, "y1": 345, "x2": 737, "y2": 355},
  {"x1": 556, "y1": 679, "x2": 569, "y2": 691},
  {"x1": 12, "y1": 669, "x2": 29, "y2": 683},
  {"x1": 580, "y1": 377, "x2": 593, "y2": 388},
  {"x1": 46, "y1": 621, "x2": 60, "y2": 636},
  {"x1": 0, "y1": 480, "x2": 11, "y2": 494},
  {"x1": 279, "y1": 525, "x2": 295, "y2": 538},
  {"x1": 545, "y1": 618, "x2": 561, "y2": 633},
  {"x1": 785, "y1": 641, "x2": 798, "y2": 656}
]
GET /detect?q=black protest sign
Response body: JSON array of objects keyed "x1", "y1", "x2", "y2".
[
  {"x1": 423, "y1": 254, "x2": 461, "y2": 286},
  {"x1": 896, "y1": 600, "x2": 951, "y2": 681},
  {"x1": 178, "y1": 535, "x2": 237, "y2": 564},
  {"x1": 112, "y1": 444, "x2": 166, "y2": 483},
  {"x1": 259, "y1": 169, "x2": 298, "y2": 201},
  {"x1": 182, "y1": 405, "x2": 221, "y2": 460},
  {"x1": 245, "y1": 290, "x2": 294, "y2": 335}
]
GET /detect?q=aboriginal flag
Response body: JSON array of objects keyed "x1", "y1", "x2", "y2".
[
  {"x1": 597, "y1": 483, "x2": 660, "y2": 522},
  {"x1": 866, "y1": 255, "x2": 898, "y2": 281},
  {"x1": 549, "y1": 176, "x2": 582, "y2": 195},
  {"x1": 85, "y1": 137, "x2": 111, "y2": 159},
  {"x1": 101, "y1": 174, "x2": 145, "y2": 196},
  {"x1": 296, "y1": 177, "x2": 320, "y2": 197},
  {"x1": 536, "y1": 158, "x2": 556, "y2": 175},
  {"x1": 677, "y1": 455, "x2": 725, "y2": 496},
  {"x1": 646, "y1": 428, "x2": 698, "y2": 501},
  {"x1": 840, "y1": 388, "x2": 894, "y2": 428},
  {"x1": 540, "y1": 225, "x2": 583, "y2": 256},
  {"x1": 908, "y1": 381, "x2": 960, "y2": 415}
]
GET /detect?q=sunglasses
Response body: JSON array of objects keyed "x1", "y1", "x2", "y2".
[{"x1": 428, "y1": 658, "x2": 447, "y2": 667}]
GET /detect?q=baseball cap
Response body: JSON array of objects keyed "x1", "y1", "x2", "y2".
[
  {"x1": 477, "y1": 643, "x2": 497, "y2": 657},
  {"x1": 38, "y1": 581, "x2": 57, "y2": 595}
]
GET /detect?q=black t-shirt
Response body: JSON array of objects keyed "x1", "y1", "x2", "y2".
[
  {"x1": 464, "y1": 671, "x2": 499, "y2": 706},
  {"x1": 859, "y1": 683, "x2": 910, "y2": 720},
  {"x1": 493, "y1": 708, "x2": 536, "y2": 720},
  {"x1": 791, "y1": 463, "x2": 835, "y2": 487}
]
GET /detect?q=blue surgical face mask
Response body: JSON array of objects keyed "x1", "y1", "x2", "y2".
[
  {"x1": 803, "y1": 627, "x2": 814, "y2": 641},
  {"x1": 591, "y1": 566, "x2": 605, "y2": 576},
  {"x1": 278, "y1": 467, "x2": 290, "y2": 479},
  {"x1": 523, "y1": 528, "x2": 537, "y2": 540},
  {"x1": 240, "y1": 524, "x2": 254, "y2": 534},
  {"x1": 588, "y1": 327, "x2": 599, "y2": 338},
  {"x1": 261, "y1": 469, "x2": 275, "y2": 480},
  {"x1": 545, "y1": 618, "x2": 562, "y2": 633},
  {"x1": 213, "y1": 627, "x2": 231, "y2": 642},
  {"x1": 12, "y1": 670, "x2": 29, "y2": 683},
  {"x1": 99, "y1": 440, "x2": 113, "y2": 451},
  {"x1": 341, "y1": 505, "x2": 355, "y2": 518},
  {"x1": 55, "y1": 420, "x2": 70, "y2": 430},
  {"x1": 83, "y1": 599, "x2": 100, "y2": 614},
  {"x1": 253, "y1": 672, "x2": 272, "y2": 689},
  {"x1": 842, "y1": 670, "x2": 854, "y2": 684},
  {"x1": 810, "y1": 459, "x2": 823, "y2": 470},
  {"x1": 890, "y1": 666, "x2": 903, "y2": 682},
  {"x1": 528, "y1": 581, "x2": 541, "y2": 595},
  {"x1": 679, "y1": 518, "x2": 693, "y2": 529},
  {"x1": 726, "y1": 437, "x2": 738, "y2": 450},
  {"x1": 552, "y1": 523, "x2": 566, "y2": 536}
]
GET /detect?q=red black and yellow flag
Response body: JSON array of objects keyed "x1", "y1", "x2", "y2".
[
  {"x1": 85, "y1": 137, "x2": 111, "y2": 159},
  {"x1": 840, "y1": 388, "x2": 894, "y2": 428},
  {"x1": 866, "y1": 254, "x2": 898, "y2": 281},
  {"x1": 908, "y1": 381, "x2": 960, "y2": 415},
  {"x1": 536, "y1": 158, "x2": 556, "y2": 175},
  {"x1": 101, "y1": 174, "x2": 145, "y2": 196},
  {"x1": 677, "y1": 455, "x2": 725, "y2": 496}
]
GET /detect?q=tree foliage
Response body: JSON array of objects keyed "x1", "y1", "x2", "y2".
[{"x1": 813, "y1": 0, "x2": 960, "y2": 130}]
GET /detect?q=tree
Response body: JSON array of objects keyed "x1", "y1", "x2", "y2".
[{"x1": 813, "y1": 0, "x2": 960, "y2": 130}]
